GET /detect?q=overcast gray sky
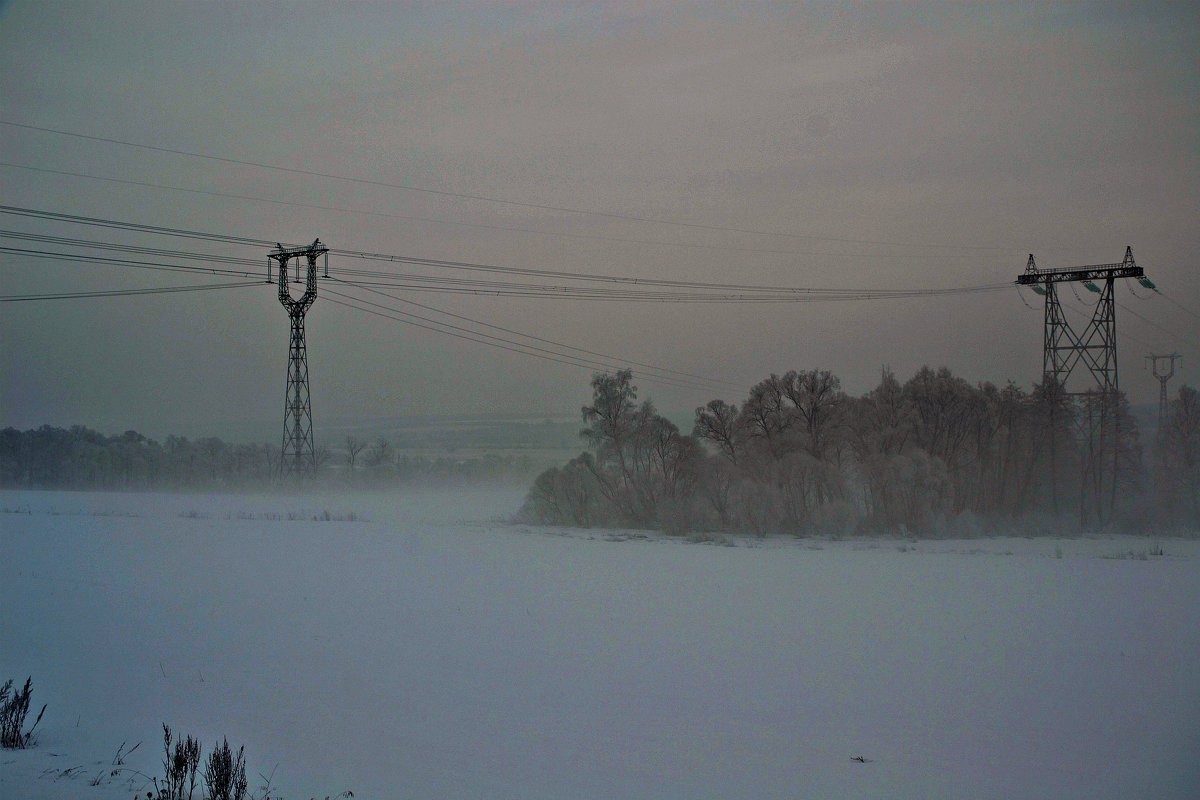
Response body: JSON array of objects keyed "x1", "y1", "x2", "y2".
[{"x1": 2, "y1": 1, "x2": 1197, "y2": 440}]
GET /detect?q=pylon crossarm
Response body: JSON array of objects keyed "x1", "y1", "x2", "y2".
[
  {"x1": 1017, "y1": 264, "x2": 1143, "y2": 284},
  {"x1": 1017, "y1": 247, "x2": 1143, "y2": 286}
]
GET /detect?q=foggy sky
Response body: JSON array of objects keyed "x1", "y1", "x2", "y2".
[{"x1": 1, "y1": 1, "x2": 1198, "y2": 441}]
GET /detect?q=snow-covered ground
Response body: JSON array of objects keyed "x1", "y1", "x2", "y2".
[{"x1": 1, "y1": 488, "x2": 1198, "y2": 800}]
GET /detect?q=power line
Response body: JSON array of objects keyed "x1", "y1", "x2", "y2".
[
  {"x1": 0, "y1": 245, "x2": 262, "y2": 280},
  {"x1": 0, "y1": 223, "x2": 738, "y2": 389},
  {"x1": 324, "y1": 286, "x2": 722, "y2": 393},
  {"x1": 1, "y1": 237, "x2": 1008, "y2": 304},
  {"x1": 0, "y1": 161, "x2": 1004, "y2": 261},
  {"x1": 0, "y1": 280, "x2": 262, "y2": 302},
  {"x1": 322, "y1": 291, "x2": 713, "y2": 393},
  {"x1": 0, "y1": 206, "x2": 1013, "y2": 304},
  {"x1": 329, "y1": 246, "x2": 1012, "y2": 296},
  {"x1": 1115, "y1": 300, "x2": 1194, "y2": 348},
  {"x1": 1, "y1": 119, "x2": 1015, "y2": 251},
  {"x1": 1155, "y1": 290, "x2": 1200, "y2": 322},
  {"x1": 329, "y1": 279, "x2": 741, "y2": 393},
  {"x1": 0, "y1": 204, "x2": 279, "y2": 248},
  {"x1": 0, "y1": 230, "x2": 265, "y2": 267},
  {"x1": 332, "y1": 274, "x2": 1009, "y2": 303}
]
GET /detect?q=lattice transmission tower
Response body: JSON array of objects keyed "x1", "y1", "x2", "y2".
[
  {"x1": 269, "y1": 239, "x2": 328, "y2": 480},
  {"x1": 1017, "y1": 246, "x2": 1145, "y2": 394},
  {"x1": 1147, "y1": 353, "x2": 1181, "y2": 427},
  {"x1": 1016, "y1": 246, "x2": 1152, "y2": 523}
]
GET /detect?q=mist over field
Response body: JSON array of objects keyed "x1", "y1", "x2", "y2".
[
  {"x1": 3, "y1": 1, "x2": 1200, "y2": 798},
  {"x1": 5, "y1": 363, "x2": 1198, "y2": 536}
]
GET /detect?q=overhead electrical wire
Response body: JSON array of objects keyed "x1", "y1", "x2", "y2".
[
  {"x1": 0, "y1": 247, "x2": 735, "y2": 392},
  {"x1": 324, "y1": 286, "x2": 721, "y2": 392},
  {"x1": 0, "y1": 230, "x2": 266, "y2": 268},
  {"x1": 1122, "y1": 277, "x2": 1153, "y2": 301},
  {"x1": 322, "y1": 290, "x2": 714, "y2": 392},
  {"x1": 4, "y1": 199, "x2": 1189, "y2": 402},
  {"x1": 0, "y1": 207, "x2": 1014, "y2": 304},
  {"x1": 0, "y1": 280, "x2": 262, "y2": 302},
  {"x1": 1154, "y1": 290, "x2": 1200, "y2": 322},
  {"x1": 0, "y1": 119, "x2": 1016, "y2": 251},
  {"x1": 0, "y1": 161, "x2": 1003, "y2": 261},
  {"x1": 0, "y1": 204, "x2": 279, "y2": 248},
  {"x1": 5, "y1": 204, "x2": 1187, "y2": 371},
  {"x1": 1115, "y1": 300, "x2": 1194, "y2": 348},
  {"x1": 328, "y1": 278, "x2": 742, "y2": 393},
  {"x1": 2, "y1": 120, "x2": 1187, "y2": 402},
  {"x1": 8, "y1": 202, "x2": 1185, "y2": 381},
  {"x1": 331, "y1": 273, "x2": 1010, "y2": 303},
  {"x1": 1014, "y1": 285, "x2": 1037, "y2": 310},
  {"x1": 1015, "y1": 280, "x2": 1193, "y2": 355},
  {"x1": 0, "y1": 232, "x2": 1007, "y2": 305},
  {"x1": 0, "y1": 221, "x2": 742, "y2": 391},
  {"x1": 0, "y1": 245, "x2": 263, "y2": 281},
  {"x1": 330, "y1": 246, "x2": 1014, "y2": 296},
  {"x1": 0, "y1": 242, "x2": 737, "y2": 391}
]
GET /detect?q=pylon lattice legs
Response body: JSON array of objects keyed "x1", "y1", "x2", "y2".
[
  {"x1": 1042, "y1": 277, "x2": 1118, "y2": 394},
  {"x1": 280, "y1": 312, "x2": 314, "y2": 479}
]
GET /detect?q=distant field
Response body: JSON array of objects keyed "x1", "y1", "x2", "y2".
[{"x1": 2, "y1": 489, "x2": 1198, "y2": 800}]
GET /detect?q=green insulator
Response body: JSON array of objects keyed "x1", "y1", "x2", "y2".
[
  {"x1": 1084, "y1": 281, "x2": 1101, "y2": 293},
  {"x1": 1138, "y1": 277, "x2": 1157, "y2": 290},
  {"x1": 1032, "y1": 286, "x2": 1046, "y2": 295}
]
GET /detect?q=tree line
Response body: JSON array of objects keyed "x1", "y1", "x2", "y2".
[
  {"x1": 0, "y1": 427, "x2": 278, "y2": 489},
  {"x1": 0, "y1": 427, "x2": 539, "y2": 490},
  {"x1": 521, "y1": 368, "x2": 1200, "y2": 535}
]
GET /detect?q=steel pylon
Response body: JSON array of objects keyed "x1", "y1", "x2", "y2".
[
  {"x1": 1016, "y1": 247, "x2": 1148, "y2": 524},
  {"x1": 1147, "y1": 353, "x2": 1181, "y2": 428},
  {"x1": 270, "y1": 239, "x2": 327, "y2": 480},
  {"x1": 1018, "y1": 247, "x2": 1142, "y2": 396}
]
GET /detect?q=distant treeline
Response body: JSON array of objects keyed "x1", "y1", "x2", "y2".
[
  {"x1": 522, "y1": 367, "x2": 1200, "y2": 536},
  {"x1": 0, "y1": 426, "x2": 540, "y2": 490}
]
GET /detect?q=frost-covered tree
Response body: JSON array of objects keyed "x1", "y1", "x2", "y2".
[
  {"x1": 1155, "y1": 385, "x2": 1200, "y2": 523},
  {"x1": 524, "y1": 370, "x2": 704, "y2": 528},
  {"x1": 525, "y1": 366, "x2": 1161, "y2": 537},
  {"x1": 578, "y1": 369, "x2": 701, "y2": 526}
]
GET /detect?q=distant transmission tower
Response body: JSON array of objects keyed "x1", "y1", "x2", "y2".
[
  {"x1": 1016, "y1": 246, "x2": 1151, "y2": 523},
  {"x1": 1147, "y1": 353, "x2": 1181, "y2": 427},
  {"x1": 269, "y1": 239, "x2": 328, "y2": 480},
  {"x1": 1017, "y1": 246, "x2": 1145, "y2": 395}
]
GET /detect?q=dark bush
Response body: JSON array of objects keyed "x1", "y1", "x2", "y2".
[
  {"x1": 205, "y1": 737, "x2": 248, "y2": 800},
  {"x1": 0, "y1": 677, "x2": 46, "y2": 749}
]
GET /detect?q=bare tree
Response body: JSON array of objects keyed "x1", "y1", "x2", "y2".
[
  {"x1": 344, "y1": 435, "x2": 366, "y2": 471},
  {"x1": 314, "y1": 444, "x2": 332, "y2": 473},
  {"x1": 693, "y1": 399, "x2": 740, "y2": 465},
  {"x1": 736, "y1": 373, "x2": 795, "y2": 464},
  {"x1": 781, "y1": 368, "x2": 846, "y2": 460},
  {"x1": 365, "y1": 436, "x2": 393, "y2": 469}
]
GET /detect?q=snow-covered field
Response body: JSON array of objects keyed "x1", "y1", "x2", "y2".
[{"x1": 1, "y1": 488, "x2": 1198, "y2": 800}]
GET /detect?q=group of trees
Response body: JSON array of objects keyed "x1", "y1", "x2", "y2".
[
  {"x1": 5, "y1": 371, "x2": 1196, "y2": 529},
  {"x1": 0, "y1": 426, "x2": 277, "y2": 489},
  {"x1": 0, "y1": 426, "x2": 540, "y2": 490},
  {"x1": 522, "y1": 368, "x2": 1200, "y2": 536},
  {"x1": 1154, "y1": 385, "x2": 1200, "y2": 523}
]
